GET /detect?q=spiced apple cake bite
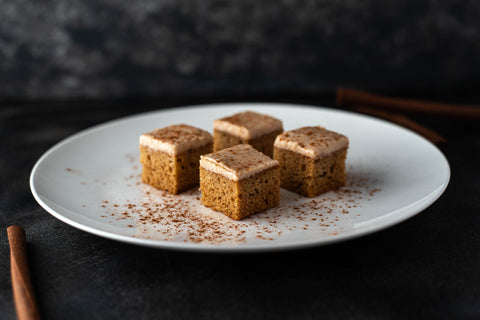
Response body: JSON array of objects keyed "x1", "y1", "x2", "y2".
[
  {"x1": 213, "y1": 111, "x2": 283, "y2": 157},
  {"x1": 273, "y1": 126, "x2": 349, "y2": 197},
  {"x1": 139, "y1": 124, "x2": 213, "y2": 194},
  {"x1": 199, "y1": 144, "x2": 280, "y2": 220}
]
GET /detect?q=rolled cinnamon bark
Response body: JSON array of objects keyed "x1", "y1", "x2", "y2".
[
  {"x1": 337, "y1": 88, "x2": 480, "y2": 121},
  {"x1": 7, "y1": 225, "x2": 42, "y2": 320}
]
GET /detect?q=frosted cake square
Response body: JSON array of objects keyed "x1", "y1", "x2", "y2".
[
  {"x1": 273, "y1": 126, "x2": 349, "y2": 197},
  {"x1": 213, "y1": 111, "x2": 283, "y2": 157},
  {"x1": 199, "y1": 144, "x2": 280, "y2": 220},
  {"x1": 140, "y1": 124, "x2": 213, "y2": 194}
]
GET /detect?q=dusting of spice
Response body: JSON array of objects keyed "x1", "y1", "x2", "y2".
[
  {"x1": 200, "y1": 144, "x2": 278, "y2": 181},
  {"x1": 214, "y1": 111, "x2": 283, "y2": 140},
  {"x1": 65, "y1": 167, "x2": 83, "y2": 174},
  {"x1": 95, "y1": 155, "x2": 382, "y2": 245},
  {"x1": 139, "y1": 124, "x2": 213, "y2": 156},
  {"x1": 274, "y1": 126, "x2": 348, "y2": 159}
]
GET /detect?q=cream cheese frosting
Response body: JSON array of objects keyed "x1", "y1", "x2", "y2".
[
  {"x1": 274, "y1": 126, "x2": 349, "y2": 159},
  {"x1": 213, "y1": 111, "x2": 283, "y2": 140},
  {"x1": 200, "y1": 144, "x2": 279, "y2": 181},
  {"x1": 139, "y1": 124, "x2": 213, "y2": 155}
]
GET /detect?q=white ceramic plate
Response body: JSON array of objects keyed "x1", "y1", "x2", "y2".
[{"x1": 30, "y1": 103, "x2": 450, "y2": 252}]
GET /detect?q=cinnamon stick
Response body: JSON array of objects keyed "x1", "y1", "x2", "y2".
[
  {"x1": 7, "y1": 225, "x2": 42, "y2": 320},
  {"x1": 351, "y1": 105, "x2": 447, "y2": 147},
  {"x1": 337, "y1": 88, "x2": 480, "y2": 121}
]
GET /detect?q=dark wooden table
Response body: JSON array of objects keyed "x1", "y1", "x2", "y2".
[{"x1": 1, "y1": 92, "x2": 479, "y2": 319}]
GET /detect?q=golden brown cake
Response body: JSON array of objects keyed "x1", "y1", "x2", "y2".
[
  {"x1": 139, "y1": 124, "x2": 213, "y2": 194},
  {"x1": 213, "y1": 111, "x2": 283, "y2": 157},
  {"x1": 199, "y1": 144, "x2": 280, "y2": 220},
  {"x1": 273, "y1": 126, "x2": 349, "y2": 197}
]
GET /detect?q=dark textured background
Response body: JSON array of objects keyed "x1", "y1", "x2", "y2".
[{"x1": 1, "y1": 0, "x2": 480, "y2": 100}]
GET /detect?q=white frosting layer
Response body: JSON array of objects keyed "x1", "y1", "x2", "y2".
[
  {"x1": 200, "y1": 144, "x2": 279, "y2": 181},
  {"x1": 274, "y1": 126, "x2": 348, "y2": 159},
  {"x1": 139, "y1": 124, "x2": 213, "y2": 155},
  {"x1": 213, "y1": 111, "x2": 283, "y2": 140}
]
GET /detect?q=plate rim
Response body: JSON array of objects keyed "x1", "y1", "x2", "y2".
[{"x1": 30, "y1": 102, "x2": 451, "y2": 252}]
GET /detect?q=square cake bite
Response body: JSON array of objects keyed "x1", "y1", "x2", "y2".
[
  {"x1": 273, "y1": 126, "x2": 349, "y2": 197},
  {"x1": 213, "y1": 111, "x2": 283, "y2": 157},
  {"x1": 199, "y1": 144, "x2": 280, "y2": 220},
  {"x1": 139, "y1": 124, "x2": 213, "y2": 194}
]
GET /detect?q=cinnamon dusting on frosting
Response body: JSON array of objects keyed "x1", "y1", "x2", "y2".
[
  {"x1": 200, "y1": 144, "x2": 279, "y2": 181},
  {"x1": 214, "y1": 111, "x2": 283, "y2": 140},
  {"x1": 139, "y1": 124, "x2": 213, "y2": 155},
  {"x1": 274, "y1": 126, "x2": 348, "y2": 159}
]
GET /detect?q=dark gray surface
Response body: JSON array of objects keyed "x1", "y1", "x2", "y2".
[
  {"x1": 1, "y1": 1, "x2": 480, "y2": 99},
  {"x1": 1, "y1": 93, "x2": 480, "y2": 319}
]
